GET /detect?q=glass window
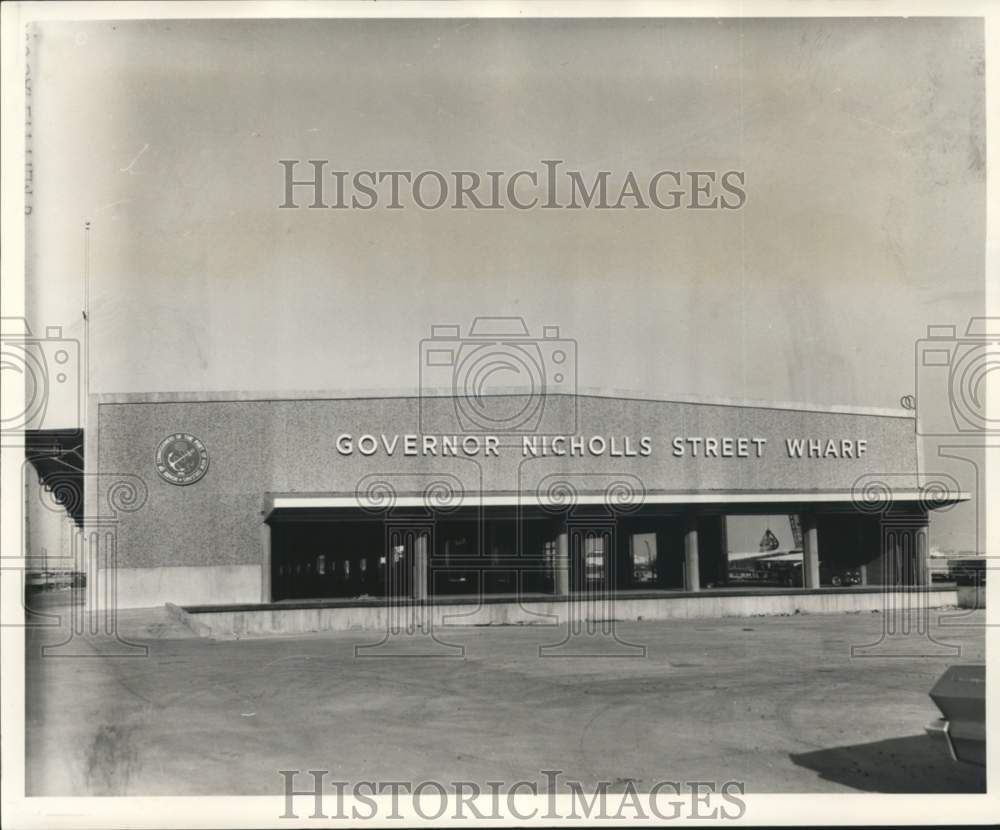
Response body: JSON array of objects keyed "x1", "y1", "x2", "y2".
[
  {"x1": 584, "y1": 535, "x2": 605, "y2": 583},
  {"x1": 631, "y1": 532, "x2": 657, "y2": 585}
]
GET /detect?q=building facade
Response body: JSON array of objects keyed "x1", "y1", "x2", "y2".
[{"x1": 68, "y1": 390, "x2": 964, "y2": 618}]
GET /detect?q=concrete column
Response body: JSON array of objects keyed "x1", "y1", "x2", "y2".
[
  {"x1": 413, "y1": 532, "x2": 429, "y2": 601},
  {"x1": 555, "y1": 531, "x2": 570, "y2": 595},
  {"x1": 684, "y1": 515, "x2": 700, "y2": 592},
  {"x1": 915, "y1": 516, "x2": 930, "y2": 586},
  {"x1": 718, "y1": 514, "x2": 730, "y2": 586},
  {"x1": 259, "y1": 520, "x2": 272, "y2": 602},
  {"x1": 802, "y1": 513, "x2": 820, "y2": 589}
]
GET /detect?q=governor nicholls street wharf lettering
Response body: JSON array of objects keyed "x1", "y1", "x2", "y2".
[{"x1": 334, "y1": 433, "x2": 869, "y2": 459}]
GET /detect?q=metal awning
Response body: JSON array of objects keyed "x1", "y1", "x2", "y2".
[{"x1": 264, "y1": 488, "x2": 970, "y2": 515}]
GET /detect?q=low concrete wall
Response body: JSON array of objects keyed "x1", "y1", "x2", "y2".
[
  {"x1": 957, "y1": 585, "x2": 985, "y2": 609},
  {"x1": 179, "y1": 587, "x2": 960, "y2": 639},
  {"x1": 111, "y1": 565, "x2": 261, "y2": 609}
]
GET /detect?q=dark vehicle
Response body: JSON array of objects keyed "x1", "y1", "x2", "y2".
[
  {"x1": 748, "y1": 561, "x2": 863, "y2": 588},
  {"x1": 925, "y1": 665, "x2": 985, "y2": 766},
  {"x1": 727, "y1": 565, "x2": 759, "y2": 583},
  {"x1": 820, "y1": 564, "x2": 862, "y2": 587},
  {"x1": 728, "y1": 559, "x2": 801, "y2": 586}
]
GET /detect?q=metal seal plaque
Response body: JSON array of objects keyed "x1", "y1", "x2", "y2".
[{"x1": 154, "y1": 433, "x2": 209, "y2": 485}]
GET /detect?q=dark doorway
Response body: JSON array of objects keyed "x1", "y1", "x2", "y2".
[
  {"x1": 697, "y1": 515, "x2": 727, "y2": 588},
  {"x1": 431, "y1": 511, "x2": 560, "y2": 598},
  {"x1": 616, "y1": 514, "x2": 685, "y2": 590},
  {"x1": 817, "y1": 513, "x2": 883, "y2": 586},
  {"x1": 270, "y1": 519, "x2": 386, "y2": 601}
]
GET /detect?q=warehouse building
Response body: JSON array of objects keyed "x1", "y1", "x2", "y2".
[{"x1": 14, "y1": 386, "x2": 968, "y2": 638}]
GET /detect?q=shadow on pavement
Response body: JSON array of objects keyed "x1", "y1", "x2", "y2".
[{"x1": 790, "y1": 734, "x2": 985, "y2": 793}]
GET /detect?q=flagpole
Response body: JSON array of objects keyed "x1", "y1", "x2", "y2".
[{"x1": 82, "y1": 220, "x2": 90, "y2": 410}]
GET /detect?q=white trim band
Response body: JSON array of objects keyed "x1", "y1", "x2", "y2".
[{"x1": 270, "y1": 491, "x2": 970, "y2": 510}]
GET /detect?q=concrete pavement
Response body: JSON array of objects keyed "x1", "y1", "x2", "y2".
[{"x1": 24, "y1": 595, "x2": 986, "y2": 796}]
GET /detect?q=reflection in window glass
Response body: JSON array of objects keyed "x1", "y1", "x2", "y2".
[
  {"x1": 584, "y1": 535, "x2": 604, "y2": 583},
  {"x1": 631, "y1": 533, "x2": 657, "y2": 585},
  {"x1": 726, "y1": 514, "x2": 803, "y2": 587},
  {"x1": 543, "y1": 540, "x2": 557, "y2": 572}
]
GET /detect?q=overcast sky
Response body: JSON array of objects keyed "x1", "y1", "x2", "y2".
[
  {"x1": 26, "y1": 17, "x2": 985, "y2": 409},
  {"x1": 22, "y1": 16, "x2": 987, "y2": 553}
]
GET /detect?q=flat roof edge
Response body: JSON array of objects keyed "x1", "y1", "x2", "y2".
[
  {"x1": 91, "y1": 387, "x2": 916, "y2": 419},
  {"x1": 265, "y1": 491, "x2": 970, "y2": 511}
]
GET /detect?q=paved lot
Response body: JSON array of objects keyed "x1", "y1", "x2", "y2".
[{"x1": 25, "y1": 596, "x2": 986, "y2": 796}]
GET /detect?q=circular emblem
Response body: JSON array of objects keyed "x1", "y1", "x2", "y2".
[{"x1": 154, "y1": 433, "x2": 209, "y2": 485}]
